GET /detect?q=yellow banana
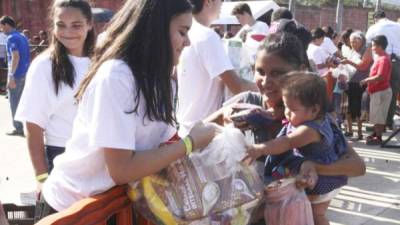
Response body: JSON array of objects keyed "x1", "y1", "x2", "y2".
[{"x1": 143, "y1": 176, "x2": 177, "y2": 225}]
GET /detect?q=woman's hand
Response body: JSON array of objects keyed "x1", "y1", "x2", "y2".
[
  {"x1": 222, "y1": 105, "x2": 235, "y2": 125},
  {"x1": 189, "y1": 122, "x2": 221, "y2": 150},
  {"x1": 295, "y1": 160, "x2": 318, "y2": 189},
  {"x1": 359, "y1": 79, "x2": 368, "y2": 86},
  {"x1": 340, "y1": 59, "x2": 351, "y2": 65},
  {"x1": 241, "y1": 145, "x2": 263, "y2": 165}
]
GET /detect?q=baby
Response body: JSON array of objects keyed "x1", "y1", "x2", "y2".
[{"x1": 243, "y1": 72, "x2": 348, "y2": 225}]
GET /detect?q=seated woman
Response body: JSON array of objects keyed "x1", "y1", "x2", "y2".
[
  {"x1": 36, "y1": 0, "x2": 218, "y2": 221},
  {"x1": 207, "y1": 32, "x2": 366, "y2": 225}
]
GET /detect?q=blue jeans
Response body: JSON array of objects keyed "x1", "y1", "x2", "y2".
[
  {"x1": 8, "y1": 77, "x2": 25, "y2": 132},
  {"x1": 45, "y1": 145, "x2": 65, "y2": 173}
]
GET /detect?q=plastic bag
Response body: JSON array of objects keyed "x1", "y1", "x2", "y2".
[
  {"x1": 223, "y1": 39, "x2": 255, "y2": 100},
  {"x1": 128, "y1": 127, "x2": 264, "y2": 225},
  {"x1": 264, "y1": 178, "x2": 314, "y2": 225},
  {"x1": 332, "y1": 64, "x2": 349, "y2": 91}
]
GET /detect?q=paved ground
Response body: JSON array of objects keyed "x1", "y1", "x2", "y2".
[{"x1": 0, "y1": 93, "x2": 399, "y2": 224}]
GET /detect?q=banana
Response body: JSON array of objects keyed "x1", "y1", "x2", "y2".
[{"x1": 143, "y1": 176, "x2": 177, "y2": 225}]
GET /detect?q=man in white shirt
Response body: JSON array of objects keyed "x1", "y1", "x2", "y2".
[
  {"x1": 177, "y1": 0, "x2": 257, "y2": 137},
  {"x1": 232, "y1": 3, "x2": 269, "y2": 42},
  {"x1": 307, "y1": 27, "x2": 332, "y2": 77},
  {"x1": 321, "y1": 26, "x2": 339, "y2": 57},
  {"x1": 232, "y1": 3, "x2": 269, "y2": 60},
  {"x1": 366, "y1": 10, "x2": 400, "y2": 129}
]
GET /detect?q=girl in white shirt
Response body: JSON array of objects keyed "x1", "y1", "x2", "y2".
[
  {"x1": 15, "y1": 0, "x2": 94, "y2": 186},
  {"x1": 37, "y1": 0, "x2": 218, "y2": 220}
]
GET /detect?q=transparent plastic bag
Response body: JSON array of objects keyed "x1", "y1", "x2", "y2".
[
  {"x1": 332, "y1": 65, "x2": 349, "y2": 91},
  {"x1": 223, "y1": 39, "x2": 255, "y2": 100},
  {"x1": 128, "y1": 127, "x2": 264, "y2": 225},
  {"x1": 264, "y1": 178, "x2": 314, "y2": 225}
]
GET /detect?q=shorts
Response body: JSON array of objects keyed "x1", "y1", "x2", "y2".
[
  {"x1": 369, "y1": 88, "x2": 392, "y2": 125},
  {"x1": 309, "y1": 188, "x2": 341, "y2": 204}
]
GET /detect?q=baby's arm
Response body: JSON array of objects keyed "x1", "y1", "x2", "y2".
[{"x1": 242, "y1": 125, "x2": 321, "y2": 164}]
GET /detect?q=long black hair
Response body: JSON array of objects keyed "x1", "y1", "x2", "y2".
[
  {"x1": 76, "y1": 0, "x2": 193, "y2": 125},
  {"x1": 49, "y1": 0, "x2": 95, "y2": 95},
  {"x1": 260, "y1": 32, "x2": 311, "y2": 70}
]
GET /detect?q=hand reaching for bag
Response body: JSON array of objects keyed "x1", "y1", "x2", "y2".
[
  {"x1": 189, "y1": 122, "x2": 222, "y2": 151},
  {"x1": 296, "y1": 161, "x2": 318, "y2": 190},
  {"x1": 241, "y1": 144, "x2": 264, "y2": 165}
]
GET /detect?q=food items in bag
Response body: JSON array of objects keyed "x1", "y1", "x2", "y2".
[
  {"x1": 264, "y1": 178, "x2": 314, "y2": 225},
  {"x1": 201, "y1": 182, "x2": 220, "y2": 216},
  {"x1": 128, "y1": 127, "x2": 264, "y2": 225},
  {"x1": 189, "y1": 198, "x2": 259, "y2": 225}
]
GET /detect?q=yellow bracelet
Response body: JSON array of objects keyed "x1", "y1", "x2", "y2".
[
  {"x1": 182, "y1": 136, "x2": 193, "y2": 155},
  {"x1": 36, "y1": 173, "x2": 49, "y2": 183}
]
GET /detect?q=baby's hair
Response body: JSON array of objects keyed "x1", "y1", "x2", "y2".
[{"x1": 282, "y1": 72, "x2": 329, "y2": 117}]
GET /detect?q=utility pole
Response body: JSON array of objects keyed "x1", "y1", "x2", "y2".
[
  {"x1": 363, "y1": 0, "x2": 368, "y2": 8},
  {"x1": 289, "y1": 0, "x2": 296, "y2": 19},
  {"x1": 375, "y1": 0, "x2": 382, "y2": 11},
  {"x1": 336, "y1": 0, "x2": 344, "y2": 32}
]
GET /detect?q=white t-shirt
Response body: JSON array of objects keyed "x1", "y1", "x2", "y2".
[
  {"x1": 236, "y1": 21, "x2": 269, "y2": 41},
  {"x1": 307, "y1": 43, "x2": 330, "y2": 76},
  {"x1": 96, "y1": 31, "x2": 107, "y2": 47},
  {"x1": 15, "y1": 54, "x2": 90, "y2": 147},
  {"x1": 321, "y1": 37, "x2": 338, "y2": 55},
  {"x1": 341, "y1": 44, "x2": 352, "y2": 59},
  {"x1": 366, "y1": 19, "x2": 400, "y2": 56},
  {"x1": 42, "y1": 59, "x2": 176, "y2": 211},
  {"x1": 177, "y1": 20, "x2": 233, "y2": 137},
  {"x1": 236, "y1": 21, "x2": 269, "y2": 60}
]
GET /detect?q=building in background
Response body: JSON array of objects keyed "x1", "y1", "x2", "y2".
[
  {"x1": 0, "y1": 0, "x2": 124, "y2": 36},
  {"x1": 0, "y1": 0, "x2": 399, "y2": 36}
]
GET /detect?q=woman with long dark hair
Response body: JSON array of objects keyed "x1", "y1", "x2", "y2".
[
  {"x1": 16, "y1": 0, "x2": 94, "y2": 187},
  {"x1": 207, "y1": 32, "x2": 366, "y2": 225},
  {"x1": 37, "y1": 0, "x2": 217, "y2": 218}
]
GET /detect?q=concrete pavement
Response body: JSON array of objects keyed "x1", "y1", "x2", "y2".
[{"x1": 0, "y1": 93, "x2": 399, "y2": 224}]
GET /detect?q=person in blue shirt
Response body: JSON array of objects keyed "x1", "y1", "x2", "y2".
[{"x1": 0, "y1": 16, "x2": 30, "y2": 136}]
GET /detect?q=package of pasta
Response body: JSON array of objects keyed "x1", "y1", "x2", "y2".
[
  {"x1": 264, "y1": 178, "x2": 314, "y2": 225},
  {"x1": 128, "y1": 127, "x2": 264, "y2": 225}
]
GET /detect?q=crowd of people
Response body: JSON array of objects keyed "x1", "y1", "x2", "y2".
[
  {"x1": 0, "y1": 26, "x2": 49, "y2": 93},
  {"x1": 3, "y1": 0, "x2": 400, "y2": 224}
]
